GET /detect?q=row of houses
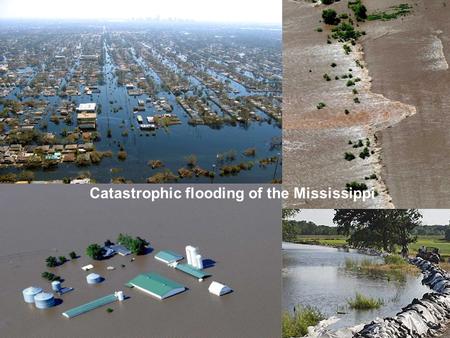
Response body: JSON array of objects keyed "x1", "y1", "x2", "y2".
[{"x1": 0, "y1": 142, "x2": 95, "y2": 166}]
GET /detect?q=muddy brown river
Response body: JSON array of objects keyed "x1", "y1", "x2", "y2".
[{"x1": 363, "y1": 0, "x2": 450, "y2": 207}]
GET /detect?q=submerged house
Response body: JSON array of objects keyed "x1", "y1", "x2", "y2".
[{"x1": 76, "y1": 103, "x2": 97, "y2": 129}]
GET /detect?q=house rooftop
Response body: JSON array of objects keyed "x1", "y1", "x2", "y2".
[{"x1": 77, "y1": 103, "x2": 97, "y2": 112}]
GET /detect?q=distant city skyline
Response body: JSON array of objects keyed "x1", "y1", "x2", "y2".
[
  {"x1": 0, "y1": 0, "x2": 281, "y2": 24},
  {"x1": 292, "y1": 209, "x2": 450, "y2": 226}
]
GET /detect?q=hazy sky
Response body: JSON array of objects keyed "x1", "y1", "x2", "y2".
[
  {"x1": 292, "y1": 210, "x2": 450, "y2": 226},
  {"x1": 0, "y1": 0, "x2": 281, "y2": 23}
]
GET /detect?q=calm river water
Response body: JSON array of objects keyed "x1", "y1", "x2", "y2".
[{"x1": 282, "y1": 243, "x2": 429, "y2": 331}]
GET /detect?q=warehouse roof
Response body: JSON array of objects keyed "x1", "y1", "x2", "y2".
[
  {"x1": 127, "y1": 272, "x2": 185, "y2": 300},
  {"x1": 62, "y1": 293, "x2": 118, "y2": 318},
  {"x1": 176, "y1": 263, "x2": 211, "y2": 280},
  {"x1": 154, "y1": 250, "x2": 183, "y2": 264}
]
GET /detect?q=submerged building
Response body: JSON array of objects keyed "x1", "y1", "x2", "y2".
[
  {"x1": 127, "y1": 272, "x2": 186, "y2": 300},
  {"x1": 175, "y1": 263, "x2": 211, "y2": 282},
  {"x1": 34, "y1": 292, "x2": 55, "y2": 309},
  {"x1": 185, "y1": 245, "x2": 203, "y2": 269},
  {"x1": 77, "y1": 103, "x2": 97, "y2": 129},
  {"x1": 154, "y1": 250, "x2": 184, "y2": 265},
  {"x1": 86, "y1": 273, "x2": 103, "y2": 284},
  {"x1": 62, "y1": 291, "x2": 124, "y2": 319},
  {"x1": 208, "y1": 281, "x2": 232, "y2": 296},
  {"x1": 22, "y1": 286, "x2": 43, "y2": 303}
]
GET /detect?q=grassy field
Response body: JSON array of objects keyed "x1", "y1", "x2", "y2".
[{"x1": 295, "y1": 235, "x2": 450, "y2": 259}]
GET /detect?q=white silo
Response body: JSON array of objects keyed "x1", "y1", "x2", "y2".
[
  {"x1": 191, "y1": 247, "x2": 199, "y2": 261},
  {"x1": 22, "y1": 286, "x2": 43, "y2": 303},
  {"x1": 51, "y1": 281, "x2": 62, "y2": 292},
  {"x1": 115, "y1": 291, "x2": 124, "y2": 301},
  {"x1": 34, "y1": 292, "x2": 55, "y2": 309},
  {"x1": 195, "y1": 254, "x2": 203, "y2": 269},
  {"x1": 185, "y1": 246, "x2": 193, "y2": 265}
]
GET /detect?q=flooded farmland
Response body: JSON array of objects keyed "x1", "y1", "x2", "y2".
[{"x1": 0, "y1": 186, "x2": 280, "y2": 337}]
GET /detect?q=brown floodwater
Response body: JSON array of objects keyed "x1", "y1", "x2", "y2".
[
  {"x1": 283, "y1": 0, "x2": 416, "y2": 208},
  {"x1": 0, "y1": 186, "x2": 280, "y2": 338},
  {"x1": 362, "y1": 0, "x2": 450, "y2": 207}
]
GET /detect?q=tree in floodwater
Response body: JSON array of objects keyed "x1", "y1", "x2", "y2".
[
  {"x1": 322, "y1": 9, "x2": 340, "y2": 25},
  {"x1": 333, "y1": 209, "x2": 422, "y2": 252}
]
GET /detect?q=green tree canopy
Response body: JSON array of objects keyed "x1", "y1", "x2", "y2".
[
  {"x1": 333, "y1": 209, "x2": 422, "y2": 252},
  {"x1": 117, "y1": 233, "x2": 149, "y2": 255},
  {"x1": 322, "y1": 9, "x2": 339, "y2": 25},
  {"x1": 86, "y1": 243, "x2": 105, "y2": 260}
]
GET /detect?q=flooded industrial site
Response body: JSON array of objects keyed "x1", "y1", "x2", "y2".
[
  {"x1": 0, "y1": 21, "x2": 281, "y2": 183},
  {"x1": 282, "y1": 243, "x2": 428, "y2": 331},
  {"x1": 0, "y1": 187, "x2": 280, "y2": 337},
  {"x1": 283, "y1": 0, "x2": 450, "y2": 208}
]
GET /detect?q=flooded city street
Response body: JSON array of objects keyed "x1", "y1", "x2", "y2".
[{"x1": 0, "y1": 22, "x2": 281, "y2": 183}]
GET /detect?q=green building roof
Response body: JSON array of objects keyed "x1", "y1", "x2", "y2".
[
  {"x1": 176, "y1": 263, "x2": 211, "y2": 280},
  {"x1": 127, "y1": 272, "x2": 186, "y2": 300},
  {"x1": 62, "y1": 293, "x2": 118, "y2": 318},
  {"x1": 154, "y1": 250, "x2": 183, "y2": 264}
]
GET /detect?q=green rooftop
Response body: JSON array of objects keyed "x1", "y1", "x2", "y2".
[
  {"x1": 127, "y1": 272, "x2": 186, "y2": 300},
  {"x1": 176, "y1": 263, "x2": 211, "y2": 280},
  {"x1": 154, "y1": 250, "x2": 183, "y2": 264},
  {"x1": 62, "y1": 294, "x2": 118, "y2": 318}
]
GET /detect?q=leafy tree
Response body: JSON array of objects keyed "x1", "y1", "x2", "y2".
[
  {"x1": 69, "y1": 251, "x2": 78, "y2": 259},
  {"x1": 46, "y1": 256, "x2": 58, "y2": 267},
  {"x1": 445, "y1": 229, "x2": 450, "y2": 241},
  {"x1": 349, "y1": 0, "x2": 367, "y2": 21},
  {"x1": 333, "y1": 209, "x2": 422, "y2": 252},
  {"x1": 86, "y1": 244, "x2": 105, "y2": 260},
  {"x1": 282, "y1": 209, "x2": 300, "y2": 220},
  {"x1": 117, "y1": 233, "x2": 149, "y2": 255},
  {"x1": 322, "y1": 9, "x2": 339, "y2": 25}
]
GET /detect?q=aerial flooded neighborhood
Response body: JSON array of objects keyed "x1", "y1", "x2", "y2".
[{"x1": 0, "y1": 21, "x2": 281, "y2": 183}]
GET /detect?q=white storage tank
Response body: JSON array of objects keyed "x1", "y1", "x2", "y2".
[
  {"x1": 22, "y1": 286, "x2": 43, "y2": 303},
  {"x1": 34, "y1": 292, "x2": 55, "y2": 309},
  {"x1": 86, "y1": 273, "x2": 102, "y2": 284},
  {"x1": 51, "y1": 281, "x2": 62, "y2": 292}
]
